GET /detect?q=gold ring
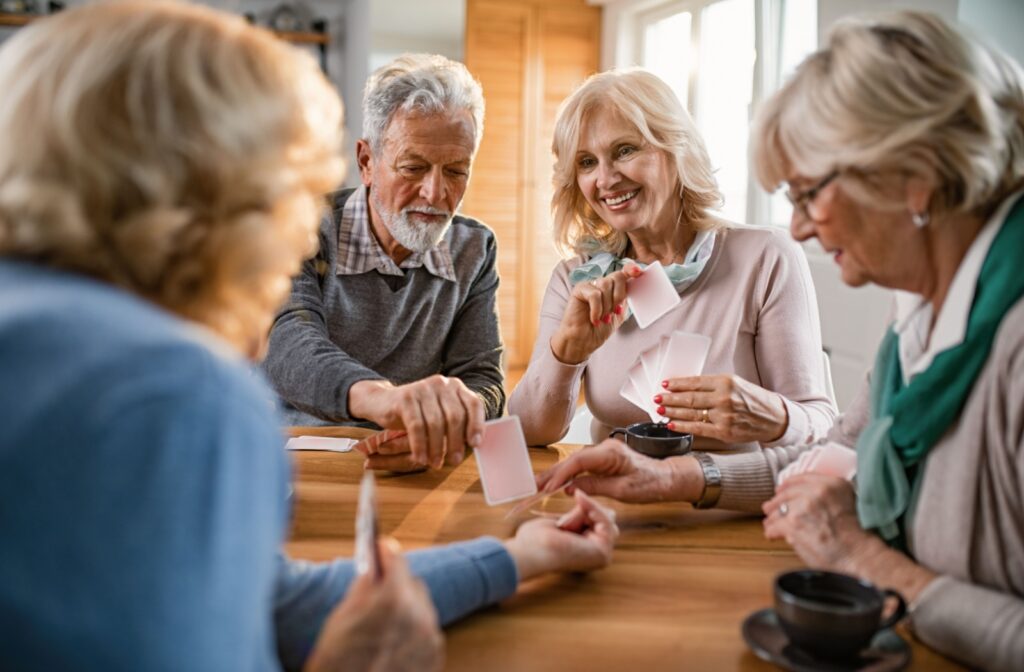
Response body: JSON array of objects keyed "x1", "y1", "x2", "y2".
[{"x1": 701, "y1": 408, "x2": 710, "y2": 423}]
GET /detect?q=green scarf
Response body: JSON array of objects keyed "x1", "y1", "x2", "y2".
[{"x1": 857, "y1": 195, "x2": 1024, "y2": 548}]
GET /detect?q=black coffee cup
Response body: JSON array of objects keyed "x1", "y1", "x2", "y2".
[
  {"x1": 608, "y1": 422, "x2": 692, "y2": 459},
  {"x1": 774, "y1": 570, "x2": 907, "y2": 660}
]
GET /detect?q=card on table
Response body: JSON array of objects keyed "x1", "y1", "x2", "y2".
[
  {"x1": 474, "y1": 415, "x2": 538, "y2": 506},
  {"x1": 285, "y1": 436, "x2": 357, "y2": 452},
  {"x1": 626, "y1": 261, "x2": 681, "y2": 329}
]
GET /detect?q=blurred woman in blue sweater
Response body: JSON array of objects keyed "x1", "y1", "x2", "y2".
[{"x1": 0, "y1": 3, "x2": 617, "y2": 670}]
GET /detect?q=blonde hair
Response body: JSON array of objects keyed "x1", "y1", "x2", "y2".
[
  {"x1": 551, "y1": 68, "x2": 724, "y2": 257},
  {"x1": 0, "y1": 0, "x2": 345, "y2": 354},
  {"x1": 751, "y1": 11, "x2": 1024, "y2": 218}
]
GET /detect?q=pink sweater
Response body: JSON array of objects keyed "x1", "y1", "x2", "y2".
[{"x1": 509, "y1": 226, "x2": 838, "y2": 450}]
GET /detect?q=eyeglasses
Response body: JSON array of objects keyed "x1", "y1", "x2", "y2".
[{"x1": 785, "y1": 170, "x2": 839, "y2": 220}]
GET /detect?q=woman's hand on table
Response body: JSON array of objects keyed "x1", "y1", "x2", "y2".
[
  {"x1": 535, "y1": 439, "x2": 704, "y2": 504},
  {"x1": 550, "y1": 265, "x2": 642, "y2": 365},
  {"x1": 504, "y1": 490, "x2": 618, "y2": 581},
  {"x1": 305, "y1": 538, "x2": 444, "y2": 672},
  {"x1": 657, "y1": 374, "x2": 788, "y2": 444}
]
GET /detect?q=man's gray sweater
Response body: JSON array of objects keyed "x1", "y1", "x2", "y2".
[{"x1": 262, "y1": 187, "x2": 505, "y2": 426}]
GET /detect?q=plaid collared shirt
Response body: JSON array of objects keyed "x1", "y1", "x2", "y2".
[{"x1": 335, "y1": 185, "x2": 457, "y2": 281}]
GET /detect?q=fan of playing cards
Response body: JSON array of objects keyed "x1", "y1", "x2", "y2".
[{"x1": 619, "y1": 331, "x2": 712, "y2": 423}]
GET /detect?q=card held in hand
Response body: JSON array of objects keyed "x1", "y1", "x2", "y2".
[
  {"x1": 626, "y1": 262, "x2": 681, "y2": 328},
  {"x1": 355, "y1": 471, "x2": 382, "y2": 580},
  {"x1": 474, "y1": 416, "x2": 538, "y2": 505}
]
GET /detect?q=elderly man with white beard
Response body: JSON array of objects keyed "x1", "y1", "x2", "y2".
[{"x1": 262, "y1": 54, "x2": 504, "y2": 471}]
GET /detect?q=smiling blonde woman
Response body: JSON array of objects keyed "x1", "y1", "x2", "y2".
[{"x1": 509, "y1": 69, "x2": 837, "y2": 460}]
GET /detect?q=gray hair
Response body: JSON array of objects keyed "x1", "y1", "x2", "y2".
[
  {"x1": 362, "y1": 53, "x2": 485, "y2": 153},
  {"x1": 751, "y1": 10, "x2": 1024, "y2": 219}
]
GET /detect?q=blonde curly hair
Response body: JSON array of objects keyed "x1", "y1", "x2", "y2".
[
  {"x1": 751, "y1": 11, "x2": 1024, "y2": 219},
  {"x1": 551, "y1": 68, "x2": 724, "y2": 257},
  {"x1": 0, "y1": 0, "x2": 344, "y2": 355}
]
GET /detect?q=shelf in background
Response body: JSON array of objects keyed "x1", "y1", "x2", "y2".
[
  {"x1": 273, "y1": 30, "x2": 329, "y2": 45},
  {"x1": 0, "y1": 12, "x2": 37, "y2": 27}
]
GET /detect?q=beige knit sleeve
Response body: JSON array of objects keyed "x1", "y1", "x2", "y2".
[
  {"x1": 508, "y1": 260, "x2": 586, "y2": 446},
  {"x1": 710, "y1": 371, "x2": 872, "y2": 512}
]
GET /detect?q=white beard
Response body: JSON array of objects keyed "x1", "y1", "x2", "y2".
[{"x1": 372, "y1": 192, "x2": 452, "y2": 253}]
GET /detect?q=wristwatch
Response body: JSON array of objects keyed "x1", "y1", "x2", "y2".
[{"x1": 691, "y1": 451, "x2": 722, "y2": 509}]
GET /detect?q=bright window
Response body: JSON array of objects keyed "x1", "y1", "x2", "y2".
[{"x1": 636, "y1": 0, "x2": 817, "y2": 226}]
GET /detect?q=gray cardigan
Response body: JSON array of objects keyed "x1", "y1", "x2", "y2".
[
  {"x1": 262, "y1": 188, "x2": 505, "y2": 426},
  {"x1": 711, "y1": 298, "x2": 1024, "y2": 672}
]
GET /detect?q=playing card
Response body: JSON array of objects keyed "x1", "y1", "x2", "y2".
[
  {"x1": 474, "y1": 416, "x2": 538, "y2": 505},
  {"x1": 285, "y1": 436, "x2": 357, "y2": 452},
  {"x1": 655, "y1": 336, "x2": 671, "y2": 380},
  {"x1": 659, "y1": 331, "x2": 712, "y2": 381},
  {"x1": 776, "y1": 443, "x2": 857, "y2": 486},
  {"x1": 640, "y1": 342, "x2": 663, "y2": 395},
  {"x1": 629, "y1": 366, "x2": 661, "y2": 422},
  {"x1": 810, "y1": 444, "x2": 857, "y2": 480},
  {"x1": 626, "y1": 262, "x2": 681, "y2": 328},
  {"x1": 619, "y1": 373, "x2": 646, "y2": 410},
  {"x1": 355, "y1": 471, "x2": 382, "y2": 579}
]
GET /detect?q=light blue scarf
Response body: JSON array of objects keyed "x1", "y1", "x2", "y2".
[{"x1": 568, "y1": 230, "x2": 717, "y2": 290}]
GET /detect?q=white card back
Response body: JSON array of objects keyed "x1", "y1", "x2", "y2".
[
  {"x1": 474, "y1": 416, "x2": 538, "y2": 505},
  {"x1": 626, "y1": 262, "x2": 681, "y2": 328},
  {"x1": 660, "y1": 331, "x2": 712, "y2": 380}
]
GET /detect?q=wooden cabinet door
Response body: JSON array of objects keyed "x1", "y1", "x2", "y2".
[{"x1": 464, "y1": 0, "x2": 601, "y2": 370}]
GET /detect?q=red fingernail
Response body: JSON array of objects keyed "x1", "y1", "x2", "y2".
[
  {"x1": 657, "y1": 405, "x2": 665, "y2": 415},
  {"x1": 666, "y1": 422, "x2": 676, "y2": 430},
  {"x1": 592, "y1": 319, "x2": 599, "y2": 326},
  {"x1": 654, "y1": 395, "x2": 662, "y2": 404},
  {"x1": 602, "y1": 314, "x2": 612, "y2": 324},
  {"x1": 614, "y1": 304, "x2": 623, "y2": 315},
  {"x1": 661, "y1": 380, "x2": 669, "y2": 388}
]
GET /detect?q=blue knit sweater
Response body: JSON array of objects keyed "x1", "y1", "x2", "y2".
[{"x1": 0, "y1": 260, "x2": 517, "y2": 671}]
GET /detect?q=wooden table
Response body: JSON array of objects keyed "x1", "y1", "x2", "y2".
[{"x1": 285, "y1": 427, "x2": 962, "y2": 671}]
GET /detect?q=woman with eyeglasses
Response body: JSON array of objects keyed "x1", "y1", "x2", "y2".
[
  {"x1": 539, "y1": 11, "x2": 1024, "y2": 670},
  {"x1": 509, "y1": 69, "x2": 837, "y2": 454}
]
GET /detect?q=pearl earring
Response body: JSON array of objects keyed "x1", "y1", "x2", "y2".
[{"x1": 912, "y1": 211, "x2": 930, "y2": 228}]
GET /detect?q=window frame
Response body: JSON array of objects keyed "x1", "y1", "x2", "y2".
[{"x1": 633, "y1": 0, "x2": 796, "y2": 226}]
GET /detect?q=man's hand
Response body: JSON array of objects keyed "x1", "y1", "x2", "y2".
[
  {"x1": 349, "y1": 375, "x2": 485, "y2": 469},
  {"x1": 355, "y1": 430, "x2": 465, "y2": 473},
  {"x1": 305, "y1": 538, "x2": 444, "y2": 672}
]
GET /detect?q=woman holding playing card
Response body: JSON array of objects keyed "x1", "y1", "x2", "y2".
[
  {"x1": 539, "y1": 11, "x2": 1024, "y2": 670},
  {"x1": 509, "y1": 69, "x2": 837, "y2": 451}
]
